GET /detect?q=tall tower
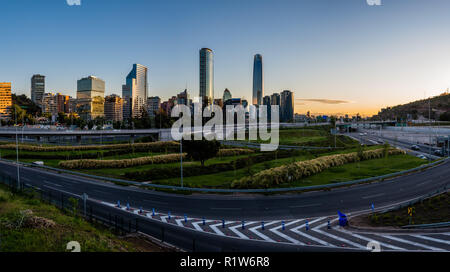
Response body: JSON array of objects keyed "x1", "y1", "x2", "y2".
[
  {"x1": 124, "y1": 64, "x2": 148, "y2": 118},
  {"x1": 31, "y1": 74, "x2": 45, "y2": 106},
  {"x1": 280, "y1": 90, "x2": 294, "y2": 122},
  {"x1": 252, "y1": 54, "x2": 264, "y2": 105},
  {"x1": 76, "y1": 76, "x2": 105, "y2": 121},
  {"x1": 199, "y1": 48, "x2": 214, "y2": 104}
]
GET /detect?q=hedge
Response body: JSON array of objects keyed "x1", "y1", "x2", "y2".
[
  {"x1": 0, "y1": 141, "x2": 180, "y2": 152},
  {"x1": 230, "y1": 148, "x2": 406, "y2": 189},
  {"x1": 58, "y1": 148, "x2": 254, "y2": 169}
]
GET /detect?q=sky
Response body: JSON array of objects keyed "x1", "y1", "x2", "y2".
[{"x1": 1, "y1": 0, "x2": 450, "y2": 117}]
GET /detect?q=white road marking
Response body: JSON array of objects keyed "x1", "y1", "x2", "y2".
[
  {"x1": 289, "y1": 203, "x2": 322, "y2": 208},
  {"x1": 249, "y1": 221, "x2": 280, "y2": 242},
  {"x1": 270, "y1": 219, "x2": 303, "y2": 245},
  {"x1": 210, "y1": 207, "x2": 242, "y2": 211},
  {"x1": 333, "y1": 228, "x2": 405, "y2": 251},
  {"x1": 291, "y1": 218, "x2": 333, "y2": 246},
  {"x1": 210, "y1": 221, "x2": 235, "y2": 236},
  {"x1": 412, "y1": 235, "x2": 450, "y2": 246},
  {"x1": 361, "y1": 193, "x2": 385, "y2": 199},
  {"x1": 229, "y1": 221, "x2": 258, "y2": 239},
  {"x1": 379, "y1": 235, "x2": 446, "y2": 251},
  {"x1": 192, "y1": 220, "x2": 213, "y2": 232}
]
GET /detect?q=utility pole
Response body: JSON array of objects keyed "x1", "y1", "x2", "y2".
[
  {"x1": 15, "y1": 109, "x2": 20, "y2": 190},
  {"x1": 180, "y1": 138, "x2": 183, "y2": 188},
  {"x1": 429, "y1": 97, "x2": 432, "y2": 162}
]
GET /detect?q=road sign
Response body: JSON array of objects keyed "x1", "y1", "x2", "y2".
[{"x1": 408, "y1": 207, "x2": 413, "y2": 216}]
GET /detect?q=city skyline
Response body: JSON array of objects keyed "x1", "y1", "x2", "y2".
[{"x1": 2, "y1": 0, "x2": 450, "y2": 117}]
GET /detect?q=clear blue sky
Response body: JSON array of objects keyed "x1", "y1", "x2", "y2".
[{"x1": 2, "y1": 0, "x2": 450, "y2": 116}]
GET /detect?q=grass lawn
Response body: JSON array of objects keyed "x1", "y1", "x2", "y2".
[
  {"x1": 288, "y1": 154, "x2": 428, "y2": 187},
  {"x1": 359, "y1": 192, "x2": 449, "y2": 227},
  {"x1": 0, "y1": 185, "x2": 170, "y2": 252},
  {"x1": 151, "y1": 153, "x2": 428, "y2": 189}
]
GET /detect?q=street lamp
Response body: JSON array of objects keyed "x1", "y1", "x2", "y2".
[{"x1": 15, "y1": 109, "x2": 20, "y2": 190}]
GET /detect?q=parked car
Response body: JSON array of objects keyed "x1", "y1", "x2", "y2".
[{"x1": 433, "y1": 150, "x2": 444, "y2": 156}]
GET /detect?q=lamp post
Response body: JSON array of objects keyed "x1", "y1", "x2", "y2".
[
  {"x1": 15, "y1": 109, "x2": 20, "y2": 190},
  {"x1": 180, "y1": 138, "x2": 183, "y2": 188}
]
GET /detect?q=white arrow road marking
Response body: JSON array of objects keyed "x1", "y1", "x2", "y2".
[
  {"x1": 411, "y1": 235, "x2": 450, "y2": 246},
  {"x1": 379, "y1": 235, "x2": 446, "y2": 251},
  {"x1": 229, "y1": 221, "x2": 258, "y2": 239},
  {"x1": 210, "y1": 221, "x2": 235, "y2": 236},
  {"x1": 333, "y1": 228, "x2": 405, "y2": 251},
  {"x1": 313, "y1": 221, "x2": 367, "y2": 249},
  {"x1": 249, "y1": 221, "x2": 280, "y2": 242},
  {"x1": 192, "y1": 220, "x2": 213, "y2": 232},
  {"x1": 175, "y1": 217, "x2": 193, "y2": 227},
  {"x1": 270, "y1": 219, "x2": 303, "y2": 245},
  {"x1": 291, "y1": 217, "x2": 333, "y2": 246},
  {"x1": 160, "y1": 215, "x2": 169, "y2": 223}
]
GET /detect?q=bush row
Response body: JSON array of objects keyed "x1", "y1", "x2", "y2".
[
  {"x1": 0, "y1": 141, "x2": 180, "y2": 152},
  {"x1": 58, "y1": 148, "x2": 254, "y2": 169},
  {"x1": 59, "y1": 153, "x2": 186, "y2": 169},
  {"x1": 124, "y1": 149, "x2": 306, "y2": 181},
  {"x1": 230, "y1": 148, "x2": 406, "y2": 189}
]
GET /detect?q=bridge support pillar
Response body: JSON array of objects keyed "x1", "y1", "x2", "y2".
[
  {"x1": 36, "y1": 136, "x2": 41, "y2": 142},
  {"x1": 76, "y1": 135, "x2": 82, "y2": 145},
  {"x1": 131, "y1": 134, "x2": 135, "y2": 144}
]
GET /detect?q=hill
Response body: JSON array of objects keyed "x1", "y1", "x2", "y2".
[{"x1": 375, "y1": 92, "x2": 450, "y2": 121}]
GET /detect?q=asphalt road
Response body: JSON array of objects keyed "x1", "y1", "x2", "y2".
[{"x1": 0, "y1": 158, "x2": 448, "y2": 221}]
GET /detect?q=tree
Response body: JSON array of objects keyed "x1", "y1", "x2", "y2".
[{"x1": 182, "y1": 139, "x2": 220, "y2": 167}]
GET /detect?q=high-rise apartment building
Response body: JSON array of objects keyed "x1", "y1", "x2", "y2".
[
  {"x1": 42, "y1": 93, "x2": 58, "y2": 116},
  {"x1": 31, "y1": 74, "x2": 45, "y2": 106},
  {"x1": 252, "y1": 54, "x2": 264, "y2": 105},
  {"x1": 0, "y1": 83, "x2": 12, "y2": 120},
  {"x1": 123, "y1": 64, "x2": 148, "y2": 119},
  {"x1": 280, "y1": 90, "x2": 294, "y2": 122},
  {"x1": 199, "y1": 48, "x2": 214, "y2": 104},
  {"x1": 76, "y1": 76, "x2": 105, "y2": 120},
  {"x1": 104, "y1": 94, "x2": 123, "y2": 122}
]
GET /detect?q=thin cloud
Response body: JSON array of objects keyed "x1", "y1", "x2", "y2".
[{"x1": 296, "y1": 99, "x2": 353, "y2": 105}]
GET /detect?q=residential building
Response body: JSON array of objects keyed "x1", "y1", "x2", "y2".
[
  {"x1": 0, "y1": 83, "x2": 12, "y2": 120},
  {"x1": 147, "y1": 96, "x2": 161, "y2": 117}
]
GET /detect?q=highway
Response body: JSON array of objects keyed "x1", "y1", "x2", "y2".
[{"x1": 0, "y1": 159, "x2": 448, "y2": 221}]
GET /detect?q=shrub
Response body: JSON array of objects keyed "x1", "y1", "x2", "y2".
[{"x1": 231, "y1": 148, "x2": 406, "y2": 189}]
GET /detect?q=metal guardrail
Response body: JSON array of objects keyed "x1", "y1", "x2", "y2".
[
  {"x1": 1, "y1": 156, "x2": 448, "y2": 194},
  {"x1": 402, "y1": 222, "x2": 450, "y2": 229}
]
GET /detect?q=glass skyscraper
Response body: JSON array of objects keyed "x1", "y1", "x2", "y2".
[
  {"x1": 31, "y1": 74, "x2": 45, "y2": 106},
  {"x1": 252, "y1": 54, "x2": 264, "y2": 105},
  {"x1": 76, "y1": 76, "x2": 105, "y2": 121},
  {"x1": 199, "y1": 48, "x2": 214, "y2": 104},
  {"x1": 123, "y1": 64, "x2": 148, "y2": 119},
  {"x1": 281, "y1": 90, "x2": 294, "y2": 122}
]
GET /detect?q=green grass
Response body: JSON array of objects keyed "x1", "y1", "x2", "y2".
[
  {"x1": 0, "y1": 185, "x2": 144, "y2": 252},
  {"x1": 288, "y1": 154, "x2": 428, "y2": 188},
  {"x1": 365, "y1": 192, "x2": 449, "y2": 227},
  {"x1": 150, "y1": 153, "x2": 428, "y2": 189}
]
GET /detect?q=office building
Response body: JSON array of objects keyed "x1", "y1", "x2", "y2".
[
  {"x1": 199, "y1": 48, "x2": 214, "y2": 104},
  {"x1": 0, "y1": 83, "x2": 12, "y2": 120},
  {"x1": 76, "y1": 76, "x2": 105, "y2": 120},
  {"x1": 123, "y1": 64, "x2": 148, "y2": 118},
  {"x1": 280, "y1": 90, "x2": 294, "y2": 122},
  {"x1": 104, "y1": 94, "x2": 123, "y2": 122},
  {"x1": 223, "y1": 88, "x2": 232, "y2": 103},
  {"x1": 252, "y1": 54, "x2": 264, "y2": 105},
  {"x1": 147, "y1": 96, "x2": 161, "y2": 117},
  {"x1": 31, "y1": 74, "x2": 45, "y2": 106}
]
